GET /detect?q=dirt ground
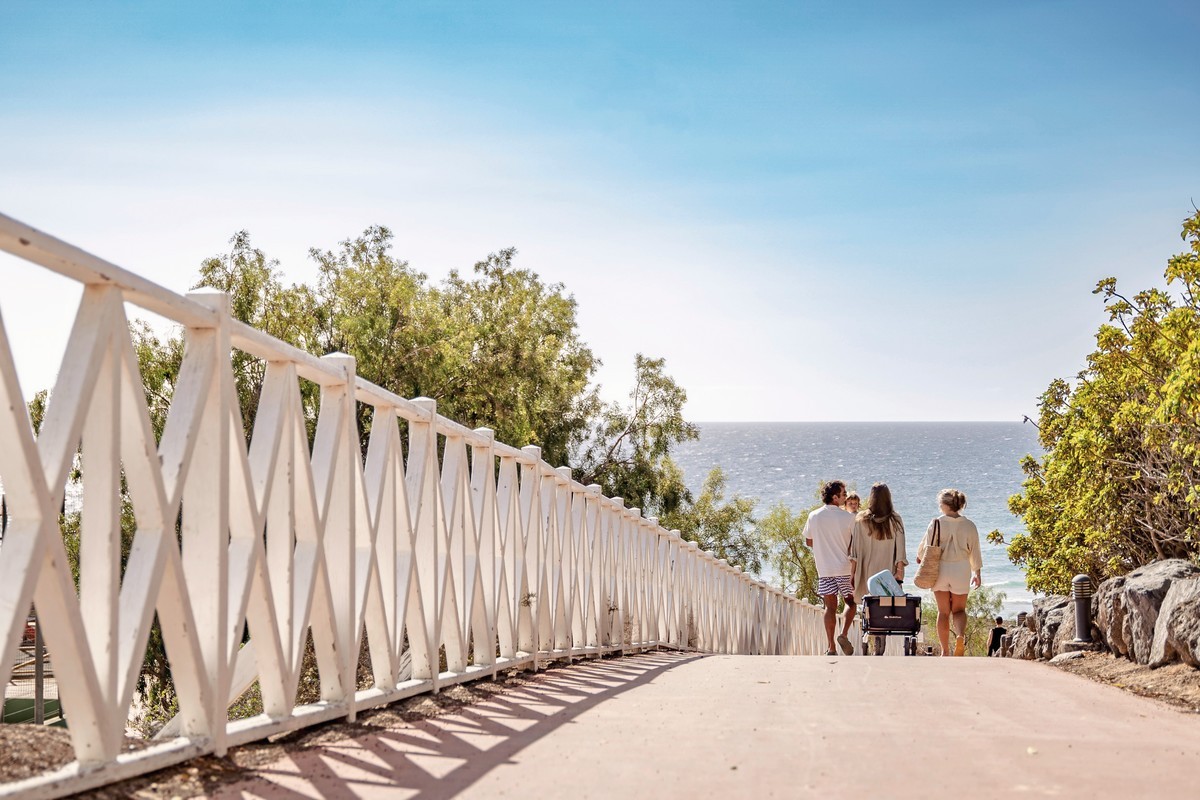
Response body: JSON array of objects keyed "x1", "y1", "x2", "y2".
[
  {"x1": 0, "y1": 723, "x2": 76, "y2": 784},
  {"x1": 0, "y1": 668, "x2": 539, "y2": 799},
  {"x1": 1051, "y1": 651, "x2": 1200, "y2": 713}
]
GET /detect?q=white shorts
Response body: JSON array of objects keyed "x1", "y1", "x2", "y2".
[{"x1": 932, "y1": 560, "x2": 972, "y2": 595}]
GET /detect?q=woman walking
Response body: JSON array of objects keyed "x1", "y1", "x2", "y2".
[
  {"x1": 848, "y1": 483, "x2": 907, "y2": 654},
  {"x1": 917, "y1": 488, "x2": 982, "y2": 656}
]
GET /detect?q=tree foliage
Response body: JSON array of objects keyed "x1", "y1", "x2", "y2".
[
  {"x1": 999, "y1": 211, "x2": 1200, "y2": 593},
  {"x1": 309, "y1": 224, "x2": 440, "y2": 409},
  {"x1": 573, "y1": 354, "x2": 698, "y2": 517},
  {"x1": 195, "y1": 231, "x2": 321, "y2": 440},
  {"x1": 438, "y1": 248, "x2": 599, "y2": 466},
  {"x1": 190, "y1": 228, "x2": 600, "y2": 464},
  {"x1": 757, "y1": 501, "x2": 820, "y2": 604},
  {"x1": 661, "y1": 467, "x2": 763, "y2": 574}
]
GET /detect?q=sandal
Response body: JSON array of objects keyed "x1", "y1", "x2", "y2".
[
  {"x1": 825, "y1": 650, "x2": 837, "y2": 656},
  {"x1": 837, "y1": 634, "x2": 854, "y2": 655}
]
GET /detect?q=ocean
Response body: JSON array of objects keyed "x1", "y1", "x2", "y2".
[{"x1": 671, "y1": 422, "x2": 1041, "y2": 614}]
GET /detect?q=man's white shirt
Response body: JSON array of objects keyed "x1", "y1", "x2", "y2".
[{"x1": 803, "y1": 505, "x2": 855, "y2": 578}]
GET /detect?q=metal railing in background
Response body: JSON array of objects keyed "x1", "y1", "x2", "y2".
[{"x1": 3, "y1": 614, "x2": 57, "y2": 727}]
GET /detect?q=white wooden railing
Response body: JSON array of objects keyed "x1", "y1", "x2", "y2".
[{"x1": 0, "y1": 214, "x2": 847, "y2": 798}]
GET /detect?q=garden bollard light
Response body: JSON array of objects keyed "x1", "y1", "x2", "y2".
[{"x1": 1072, "y1": 574, "x2": 1093, "y2": 643}]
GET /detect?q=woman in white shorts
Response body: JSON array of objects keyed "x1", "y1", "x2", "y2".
[{"x1": 917, "y1": 489, "x2": 982, "y2": 656}]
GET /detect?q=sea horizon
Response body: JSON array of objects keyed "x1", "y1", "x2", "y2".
[{"x1": 672, "y1": 420, "x2": 1041, "y2": 616}]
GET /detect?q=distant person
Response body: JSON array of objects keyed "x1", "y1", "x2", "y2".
[
  {"x1": 848, "y1": 483, "x2": 907, "y2": 655},
  {"x1": 988, "y1": 616, "x2": 1007, "y2": 657},
  {"x1": 917, "y1": 488, "x2": 982, "y2": 657},
  {"x1": 844, "y1": 491, "x2": 861, "y2": 515},
  {"x1": 803, "y1": 480, "x2": 857, "y2": 655}
]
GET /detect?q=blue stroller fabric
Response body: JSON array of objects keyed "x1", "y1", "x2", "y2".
[{"x1": 868, "y1": 569, "x2": 903, "y2": 597}]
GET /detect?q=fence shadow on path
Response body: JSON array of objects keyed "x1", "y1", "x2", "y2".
[{"x1": 212, "y1": 651, "x2": 702, "y2": 800}]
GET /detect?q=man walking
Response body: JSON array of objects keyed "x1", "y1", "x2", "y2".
[
  {"x1": 804, "y1": 480, "x2": 857, "y2": 655},
  {"x1": 987, "y1": 616, "x2": 1007, "y2": 657}
]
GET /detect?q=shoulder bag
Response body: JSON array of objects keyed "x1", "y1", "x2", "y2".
[{"x1": 913, "y1": 518, "x2": 942, "y2": 590}]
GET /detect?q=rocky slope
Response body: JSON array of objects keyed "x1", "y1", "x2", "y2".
[{"x1": 1006, "y1": 558, "x2": 1200, "y2": 669}]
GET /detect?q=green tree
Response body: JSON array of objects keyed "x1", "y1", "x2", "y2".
[
  {"x1": 997, "y1": 211, "x2": 1200, "y2": 594},
  {"x1": 194, "y1": 231, "x2": 321, "y2": 440},
  {"x1": 309, "y1": 225, "x2": 450, "y2": 444},
  {"x1": 437, "y1": 248, "x2": 599, "y2": 466},
  {"x1": 311, "y1": 231, "x2": 599, "y2": 464},
  {"x1": 757, "y1": 501, "x2": 820, "y2": 603},
  {"x1": 130, "y1": 320, "x2": 185, "y2": 440},
  {"x1": 574, "y1": 354, "x2": 698, "y2": 517},
  {"x1": 661, "y1": 467, "x2": 763, "y2": 574}
]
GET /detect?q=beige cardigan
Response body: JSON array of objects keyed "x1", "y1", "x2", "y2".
[
  {"x1": 848, "y1": 516, "x2": 907, "y2": 601},
  {"x1": 917, "y1": 514, "x2": 983, "y2": 571}
]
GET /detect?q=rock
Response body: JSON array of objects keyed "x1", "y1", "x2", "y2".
[
  {"x1": 1149, "y1": 576, "x2": 1200, "y2": 669},
  {"x1": 1093, "y1": 574, "x2": 1128, "y2": 656},
  {"x1": 1001, "y1": 595, "x2": 1075, "y2": 660},
  {"x1": 1049, "y1": 650, "x2": 1085, "y2": 664},
  {"x1": 1033, "y1": 595, "x2": 1070, "y2": 659},
  {"x1": 1120, "y1": 560, "x2": 1200, "y2": 665},
  {"x1": 1032, "y1": 594, "x2": 1069, "y2": 626},
  {"x1": 1008, "y1": 567, "x2": 1200, "y2": 664},
  {"x1": 1007, "y1": 626, "x2": 1038, "y2": 660}
]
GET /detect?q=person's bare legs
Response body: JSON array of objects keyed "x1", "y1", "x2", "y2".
[
  {"x1": 935, "y1": 590, "x2": 952, "y2": 656},
  {"x1": 951, "y1": 592, "x2": 969, "y2": 655},
  {"x1": 822, "y1": 594, "x2": 838, "y2": 653},
  {"x1": 841, "y1": 596, "x2": 857, "y2": 639}
]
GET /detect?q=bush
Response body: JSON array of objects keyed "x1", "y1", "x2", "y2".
[{"x1": 999, "y1": 211, "x2": 1200, "y2": 593}]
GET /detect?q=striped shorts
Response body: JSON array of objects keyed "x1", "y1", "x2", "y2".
[{"x1": 817, "y1": 575, "x2": 854, "y2": 599}]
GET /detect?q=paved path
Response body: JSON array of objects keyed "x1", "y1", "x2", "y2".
[{"x1": 213, "y1": 652, "x2": 1200, "y2": 799}]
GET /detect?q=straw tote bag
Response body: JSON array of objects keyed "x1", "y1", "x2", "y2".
[{"x1": 914, "y1": 519, "x2": 942, "y2": 590}]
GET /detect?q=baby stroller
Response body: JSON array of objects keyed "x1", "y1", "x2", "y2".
[{"x1": 860, "y1": 571, "x2": 922, "y2": 656}]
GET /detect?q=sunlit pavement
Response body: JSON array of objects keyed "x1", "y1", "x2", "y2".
[{"x1": 212, "y1": 652, "x2": 1200, "y2": 799}]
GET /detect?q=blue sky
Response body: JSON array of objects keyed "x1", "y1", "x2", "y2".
[{"x1": 1, "y1": 1, "x2": 1198, "y2": 420}]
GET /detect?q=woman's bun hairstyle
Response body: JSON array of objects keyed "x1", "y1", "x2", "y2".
[{"x1": 938, "y1": 488, "x2": 966, "y2": 512}]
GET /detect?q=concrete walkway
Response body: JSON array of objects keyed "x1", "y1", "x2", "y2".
[{"x1": 212, "y1": 652, "x2": 1200, "y2": 799}]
